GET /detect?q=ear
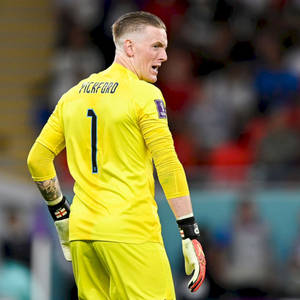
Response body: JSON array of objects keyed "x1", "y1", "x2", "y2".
[{"x1": 123, "y1": 39, "x2": 135, "y2": 57}]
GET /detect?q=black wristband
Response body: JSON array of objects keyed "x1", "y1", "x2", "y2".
[
  {"x1": 177, "y1": 217, "x2": 200, "y2": 240},
  {"x1": 48, "y1": 196, "x2": 70, "y2": 222}
]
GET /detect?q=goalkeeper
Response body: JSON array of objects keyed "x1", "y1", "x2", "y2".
[{"x1": 27, "y1": 11, "x2": 205, "y2": 300}]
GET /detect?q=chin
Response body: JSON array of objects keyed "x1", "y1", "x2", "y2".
[{"x1": 146, "y1": 76, "x2": 157, "y2": 83}]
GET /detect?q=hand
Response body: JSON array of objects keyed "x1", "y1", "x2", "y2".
[
  {"x1": 48, "y1": 196, "x2": 72, "y2": 261},
  {"x1": 182, "y1": 238, "x2": 206, "y2": 292},
  {"x1": 54, "y1": 218, "x2": 72, "y2": 261},
  {"x1": 177, "y1": 217, "x2": 206, "y2": 292}
]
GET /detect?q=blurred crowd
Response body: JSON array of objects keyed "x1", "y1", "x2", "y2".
[
  {"x1": 3, "y1": 0, "x2": 298, "y2": 299},
  {"x1": 31, "y1": 0, "x2": 300, "y2": 186}
]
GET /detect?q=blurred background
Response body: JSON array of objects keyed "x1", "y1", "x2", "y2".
[{"x1": 1, "y1": 0, "x2": 300, "y2": 299}]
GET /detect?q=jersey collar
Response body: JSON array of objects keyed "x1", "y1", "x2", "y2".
[{"x1": 109, "y1": 63, "x2": 139, "y2": 80}]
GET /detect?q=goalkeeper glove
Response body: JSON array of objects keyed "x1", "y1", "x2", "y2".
[
  {"x1": 47, "y1": 196, "x2": 71, "y2": 261},
  {"x1": 177, "y1": 216, "x2": 206, "y2": 292}
]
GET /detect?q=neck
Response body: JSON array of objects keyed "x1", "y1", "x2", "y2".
[{"x1": 114, "y1": 53, "x2": 139, "y2": 78}]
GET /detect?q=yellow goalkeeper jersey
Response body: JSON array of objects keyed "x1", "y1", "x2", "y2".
[{"x1": 35, "y1": 63, "x2": 189, "y2": 243}]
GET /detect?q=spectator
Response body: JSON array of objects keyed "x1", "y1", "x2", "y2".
[
  {"x1": 255, "y1": 108, "x2": 300, "y2": 181},
  {"x1": 54, "y1": 0, "x2": 104, "y2": 31},
  {"x1": 195, "y1": 23, "x2": 235, "y2": 76},
  {"x1": 224, "y1": 199, "x2": 275, "y2": 297},
  {"x1": 254, "y1": 29, "x2": 299, "y2": 114},
  {"x1": 2, "y1": 206, "x2": 31, "y2": 267},
  {"x1": 189, "y1": 59, "x2": 256, "y2": 152}
]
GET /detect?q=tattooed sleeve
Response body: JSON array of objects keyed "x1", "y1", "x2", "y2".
[{"x1": 35, "y1": 177, "x2": 62, "y2": 203}]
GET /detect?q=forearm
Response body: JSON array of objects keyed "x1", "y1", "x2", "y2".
[
  {"x1": 35, "y1": 177, "x2": 63, "y2": 205},
  {"x1": 156, "y1": 151, "x2": 194, "y2": 220},
  {"x1": 28, "y1": 141, "x2": 71, "y2": 261},
  {"x1": 168, "y1": 195, "x2": 193, "y2": 220},
  {"x1": 140, "y1": 117, "x2": 192, "y2": 217},
  {"x1": 141, "y1": 119, "x2": 190, "y2": 199}
]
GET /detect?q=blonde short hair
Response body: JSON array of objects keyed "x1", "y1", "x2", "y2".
[{"x1": 112, "y1": 11, "x2": 166, "y2": 48}]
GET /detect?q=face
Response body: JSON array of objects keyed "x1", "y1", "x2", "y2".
[{"x1": 129, "y1": 25, "x2": 168, "y2": 83}]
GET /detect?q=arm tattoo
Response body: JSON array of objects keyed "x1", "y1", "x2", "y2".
[{"x1": 35, "y1": 177, "x2": 62, "y2": 203}]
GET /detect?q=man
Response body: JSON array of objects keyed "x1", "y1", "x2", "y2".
[{"x1": 27, "y1": 11, "x2": 205, "y2": 300}]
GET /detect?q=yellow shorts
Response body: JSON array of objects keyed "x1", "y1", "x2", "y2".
[{"x1": 70, "y1": 240, "x2": 176, "y2": 300}]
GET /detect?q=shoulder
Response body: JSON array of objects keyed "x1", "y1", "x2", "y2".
[
  {"x1": 132, "y1": 80, "x2": 164, "y2": 108},
  {"x1": 135, "y1": 80, "x2": 162, "y2": 96}
]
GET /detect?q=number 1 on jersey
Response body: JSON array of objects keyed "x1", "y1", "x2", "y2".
[{"x1": 87, "y1": 109, "x2": 98, "y2": 173}]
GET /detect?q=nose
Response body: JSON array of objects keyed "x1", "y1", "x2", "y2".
[{"x1": 160, "y1": 49, "x2": 167, "y2": 62}]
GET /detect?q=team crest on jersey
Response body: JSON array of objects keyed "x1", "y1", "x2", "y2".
[{"x1": 154, "y1": 99, "x2": 167, "y2": 119}]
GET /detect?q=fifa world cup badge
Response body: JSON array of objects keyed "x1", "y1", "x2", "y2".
[{"x1": 154, "y1": 99, "x2": 167, "y2": 119}]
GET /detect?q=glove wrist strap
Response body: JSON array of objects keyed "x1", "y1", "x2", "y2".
[
  {"x1": 176, "y1": 216, "x2": 195, "y2": 226},
  {"x1": 48, "y1": 196, "x2": 70, "y2": 222},
  {"x1": 177, "y1": 217, "x2": 200, "y2": 240}
]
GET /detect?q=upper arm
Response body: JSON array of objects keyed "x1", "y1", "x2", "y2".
[
  {"x1": 27, "y1": 141, "x2": 57, "y2": 181},
  {"x1": 136, "y1": 84, "x2": 190, "y2": 199},
  {"x1": 137, "y1": 85, "x2": 170, "y2": 144},
  {"x1": 136, "y1": 85, "x2": 176, "y2": 166}
]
